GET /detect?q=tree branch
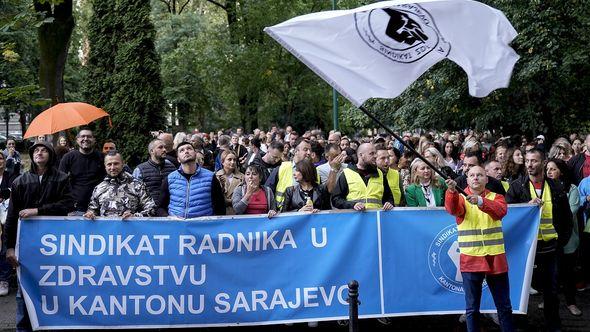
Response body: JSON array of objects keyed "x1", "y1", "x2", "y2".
[
  {"x1": 205, "y1": 0, "x2": 227, "y2": 11},
  {"x1": 179, "y1": 0, "x2": 192, "y2": 14},
  {"x1": 159, "y1": 0, "x2": 172, "y2": 13}
]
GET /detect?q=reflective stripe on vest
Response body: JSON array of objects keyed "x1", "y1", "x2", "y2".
[
  {"x1": 343, "y1": 168, "x2": 384, "y2": 209},
  {"x1": 457, "y1": 191, "x2": 506, "y2": 256},
  {"x1": 529, "y1": 182, "x2": 558, "y2": 242},
  {"x1": 386, "y1": 169, "x2": 401, "y2": 206}
]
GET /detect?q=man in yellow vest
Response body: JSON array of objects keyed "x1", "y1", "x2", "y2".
[
  {"x1": 506, "y1": 148, "x2": 572, "y2": 332},
  {"x1": 376, "y1": 147, "x2": 404, "y2": 206},
  {"x1": 331, "y1": 143, "x2": 394, "y2": 211},
  {"x1": 484, "y1": 160, "x2": 510, "y2": 192},
  {"x1": 445, "y1": 166, "x2": 513, "y2": 332},
  {"x1": 265, "y1": 137, "x2": 312, "y2": 208}
]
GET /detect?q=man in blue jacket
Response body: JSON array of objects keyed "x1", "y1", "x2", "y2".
[{"x1": 157, "y1": 142, "x2": 225, "y2": 218}]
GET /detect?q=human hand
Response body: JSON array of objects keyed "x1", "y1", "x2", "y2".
[
  {"x1": 6, "y1": 248, "x2": 18, "y2": 268},
  {"x1": 353, "y1": 203, "x2": 365, "y2": 211},
  {"x1": 121, "y1": 211, "x2": 133, "y2": 220},
  {"x1": 528, "y1": 198, "x2": 543, "y2": 206},
  {"x1": 466, "y1": 195, "x2": 479, "y2": 205},
  {"x1": 383, "y1": 202, "x2": 394, "y2": 211},
  {"x1": 329, "y1": 151, "x2": 346, "y2": 170},
  {"x1": 445, "y1": 179, "x2": 457, "y2": 192},
  {"x1": 7, "y1": 147, "x2": 14, "y2": 157},
  {"x1": 299, "y1": 205, "x2": 314, "y2": 213},
  {"x1": 19, "y1": 208, "x2": 38, "y2": 218},
  {"x1": 83, "y1": 211, "x2": 96, "y2": 220},
  {"x1": 268, "y1": 210, "x2": 277, "y2": 218}
]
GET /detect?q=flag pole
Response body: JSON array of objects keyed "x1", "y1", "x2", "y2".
[{"x1": 358, "y1": 105, "x2": 468, "y2": 196}]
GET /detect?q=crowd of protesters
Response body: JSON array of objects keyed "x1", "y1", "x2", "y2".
[{"x1": 0, "y1": 126, "x2": 589, "y2": 331}]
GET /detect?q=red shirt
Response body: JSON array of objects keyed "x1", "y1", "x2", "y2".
[
  {"x1": 245, "y1": 189, "x2": 268, "y2": 214},
  {"x1": 583, "y1": 153, "x2": 590, "y2": 178},
  {"x1": 444, "y1": 188, "x2": 509, "y2": 274}
]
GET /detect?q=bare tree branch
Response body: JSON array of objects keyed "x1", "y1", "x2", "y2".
[
  {"x1": 179, "y1": 0, "x2": 192, "y2": 14},
  {"x1": 159, "y1": 0, "x2": 172, "y2": 13},
  {"x1": 205, "y1": 0, "x2": 227, "y2": 10}
]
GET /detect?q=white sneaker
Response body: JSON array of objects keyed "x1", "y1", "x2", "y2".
[
  {"x1": 307, "y1": 321, "x2": 318, "y2": 328},
  {"x1": 529, "y1": 287, "x2": 539, "y2": 295},
  {"x1": 0, "y1": 281, "x2": 8, "y2": 296}
]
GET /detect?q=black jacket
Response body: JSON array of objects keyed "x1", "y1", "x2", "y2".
[
  {"x1": 282, "y1": 184, "x2": 331, "y2": 212},
  {"x1": 505, "y1": 175, "x2": 573, "y2": 248},
  {"x1": 134, "y1": 159, "x2": 176, "y2": 204},
  {"x1": 567, "y1": 153, "x2": 587, "y2": 185},
  {"x1": 5, "y1": 142, "x2": 74, "y2": 249}
]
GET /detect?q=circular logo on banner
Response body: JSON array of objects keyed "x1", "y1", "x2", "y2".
[
  {"x1": 354, "y1": 4, "x2": 450, "y2": 63},
  {"x1": 428, "y1": 224, "x2": 488, "y2": 294}
]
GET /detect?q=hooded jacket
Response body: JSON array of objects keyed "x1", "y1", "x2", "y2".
[{"x1": 5, "y1": 142, "x2": 74, "y2": 249}]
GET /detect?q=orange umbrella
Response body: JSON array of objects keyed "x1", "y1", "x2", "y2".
[{"x1": 24, "y1": 102, "x2": 110, "y2": 139}]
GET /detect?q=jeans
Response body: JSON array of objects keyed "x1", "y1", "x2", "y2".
[
  {"x1": 462, "y1": 271, "x2": 514, "y2": 332},
  {"x1": 536, "y1": 250, "x2": 561, "y2": 331},
  {"x1": 16, "y1": 288, "x2": 32, "y2": 332}
]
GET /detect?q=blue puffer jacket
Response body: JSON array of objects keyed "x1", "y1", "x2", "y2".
[{"x1": 167, "y1": 166, "x2": 214, "y2": 218}]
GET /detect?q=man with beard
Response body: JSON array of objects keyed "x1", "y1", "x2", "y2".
[
  {"x1": 331, "y1": 143, "x2": 394, "y2": 211},
  {"x1": 5, "y1": 142, "x2": 74, "y2": 331},
  {"x1": 376, "y1": 147, "x2": 404, "y2": 206},
  {"x1": 158, "y1": 132, "x2": 180, "y2": 168},
  {"x1": 133, "y1": 139, "x2": 176, "y2": 204},
  {"x1": 250, "y1": 140, "x2": 283, "y2": 185},
  {"x1": 158, "y1": 142, "x2": 225, "y2": 218},
  {"x1": 59, "y1": 128, "x2": 106, "y2": 214},
  {"x1": 85, "y1": 152, "x2": 155, "y2": 219},
  {"x1": 506, "y1": 148, "x2": 572, "y2": 332}
]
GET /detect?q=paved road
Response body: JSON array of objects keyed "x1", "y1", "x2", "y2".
[{"x1": 0, "y1": 279, "x2": 588, "y2": 332}]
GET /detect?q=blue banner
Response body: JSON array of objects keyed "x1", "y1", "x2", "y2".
[{"x1": 17, "y1": 205, "x2": 539, "y2": 330}]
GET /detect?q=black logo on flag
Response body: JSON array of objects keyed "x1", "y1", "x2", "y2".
[{"x1": 354, "y1": 4, "x2": 450, "y2": 63}]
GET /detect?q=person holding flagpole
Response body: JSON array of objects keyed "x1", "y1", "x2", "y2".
[{"x1": 445, "y1": 166, "x2": 513, "y2": 332}]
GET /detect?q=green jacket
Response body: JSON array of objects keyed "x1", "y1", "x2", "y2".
[{"x1": 405, "y1": 178, "x2": 447, "y2": 207}]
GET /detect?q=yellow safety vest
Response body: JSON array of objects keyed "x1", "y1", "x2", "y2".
[
  {"x1": 457, "y1": 192, "x2": 506, "y2": 256},
  {"x1": 275, "y1": 161, "x2": 294, "y2": 208},
  {"x1": 501, "y1": 181, "x2": 509, "y2": 192},
  {"x1": 529, "y1": 182, "x2": 558, "y2": 242},
  {"x1": 343, "y1": 168, "x2": 384, "y2": 209},
  {"x1": 275, "y1": 161, "x2": 320, "y2": 208},
  {"x1": 386, "y1": 169, "x2": 402, "y2": 206}
]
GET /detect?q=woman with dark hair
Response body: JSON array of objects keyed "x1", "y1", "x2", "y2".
[
  {"x1": 502, "y1": 148, "x2": 525, "y2": 182},
  {"x1": 546, "y1": 158, "x2": 582, "y2": 316},
  {"x1": 442, "y1": 140, "x2": 459, "y2": 172},
  {"x1": 281, "y1": 159, "x2": 331, "y2": 213},
  {"x1": 232, "y1": 164, "x2": 277, "y2": 217},
  {"x1": 215, "y1": 150, "x2": 244, "y2": 215}
]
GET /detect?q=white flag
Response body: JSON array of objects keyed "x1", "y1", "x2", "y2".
[{"x1": 264, "y1": 0, "x2": 519, "y2": 107}]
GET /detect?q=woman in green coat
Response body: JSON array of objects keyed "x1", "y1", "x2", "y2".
[{"x1": 405, "y1": 159, "x2": 446, "y2": 207}]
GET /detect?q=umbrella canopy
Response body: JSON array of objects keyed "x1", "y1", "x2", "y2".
[{"x1": 24, "y1": 102, "x2": 109, "y2": 139}]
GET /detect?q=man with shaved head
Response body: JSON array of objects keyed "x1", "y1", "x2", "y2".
[
  {"x1": 331, "y1": 143, "x2": 394, "y2": 211},
  {"x1": 445, "y1": 166, "x2": 513, "y2": 332},
  {"x1": 158, "y1": 132, "x2": 180, "y2": 168}
]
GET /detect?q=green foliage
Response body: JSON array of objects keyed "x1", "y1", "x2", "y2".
[
  {"x1": 83, "y1": 0, "x2": 165, "y2": 166},
  {"x1": 106, "y1": 0, "x2": 165, "y2": 166},
  {"x1": 368, "y1": 0, "x2": 590, "y2": 138}
]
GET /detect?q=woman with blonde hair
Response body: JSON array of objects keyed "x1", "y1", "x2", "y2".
[
  {"x1": 215, "y1": 150, "x2": 244, "y2": 214},
  {"x1": 405, "y1": 159, "x2": 446, "y2": 207},
  {"x1": 423, "y1": 147, "x2": 457, "y2": 179}
]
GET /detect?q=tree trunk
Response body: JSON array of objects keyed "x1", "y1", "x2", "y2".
[{"x1": 35, "y1": 0, "x2": 75, "y2": 106}]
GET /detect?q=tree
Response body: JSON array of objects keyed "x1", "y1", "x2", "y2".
[
  {"x1": 34, "y1": 0, "x2": 75, "y2": 106},
  {"x1": 106, "y1": 0, "x2": 165, "y2": 166}
]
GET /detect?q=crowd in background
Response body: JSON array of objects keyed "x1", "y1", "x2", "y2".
[{"x1": 1, "y1": 125, "x2": 589, "y2": 331}]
